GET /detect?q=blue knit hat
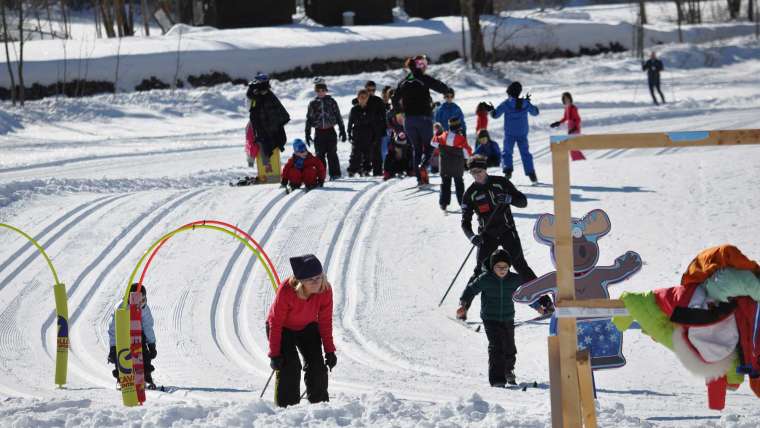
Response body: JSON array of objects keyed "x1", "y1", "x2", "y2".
[
  {"x1": 293, "y1": 139, "x2": 307, "y2": 153},
  {"x1": 290, "y1": 254, "x2": 323, "y2": 280}
]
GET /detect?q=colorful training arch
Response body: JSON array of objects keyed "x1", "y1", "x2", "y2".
[
  {"x1": 0, "y1": 224, "x2": 69, "y2": 388},
  {"x1": 114, "y1": 220, "x2": 280, "y2": 406}
]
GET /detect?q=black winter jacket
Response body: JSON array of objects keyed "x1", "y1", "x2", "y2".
[
  {"x1": 306, "y1": 95, "x2": 346, "y2": 133},
  {"x1": 348, "y1": 104, "x2": 376, "y2": 145},
  {"x1": 642, "y1": 59, "x2": 664, "y2": 82},
  {"x1": 249, "y1": 91, "x2": 290, "y2": 157},
  {"x1": 392, "y1": 71, "x2": 451, "y2": 117},
  {"x1": 461, "y1": 175, "x2": 527, "y2": 239}
]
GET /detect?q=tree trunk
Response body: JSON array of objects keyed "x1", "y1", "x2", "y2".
[
  {"x1": 18, "y1": 0, "x2": 25, "y2": 106},
  {"x1": 1, "y1": 0, "x2": 17, "y2": 105},
  {"x1": 639, "y1": 0, "x2": 647, "y2": 25},
  {"x1": 674, "y1": 0, "x2": 684, "y2": 42},
  {"x1": 93, "y1": 0, "x2": 102, "y2": 38},
  {"x1": 727, "y1": 0, "x2": 741, "y2": 19},
  {"x1": 749, "y1": 0, "x2": 755, "y2": 21},
  {"x1": 101, "y1": 0, "x2": 116, "y2": 38},
  {"x1": 141, "y1": 0, "x2": 150, "y2": 35},
  {"x1": 463, "y1": 0, "x2": 489, "y2": 66},
  {"x1": 114, "y1": 0, "x2": 125, "y2": 37},
  {"x1": 60, "y1": 0, "x2": 70, "y2": 39},
  {"x1": 127, "y1": 0, "x2": 134, "y2": 34}
]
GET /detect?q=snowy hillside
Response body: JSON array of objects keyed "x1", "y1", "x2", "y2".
[{"x1": 1, "y1": 21, "x2": 760, "y2": 428}]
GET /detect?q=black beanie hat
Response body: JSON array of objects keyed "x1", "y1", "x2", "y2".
[
  {"x1": 507, "y1": 81, "x2": 522, "y2": 98},
  {"x1": 448, "y1": 117, "x2": 461, "y2": 130},
  {"x1": 477, "y1": 129, "x2": 490, "y2": 139},
  {"x1": 490, "y1": 248, "x2": 513, "y2": 269},
  {"x1": 129, "y1": 283, "x2": 147, "y2": 295},
  {"x1": 290, "y1": 254, "x2": 323, "y2": 280},
  {"x1": 468, "y1": 155, "x2": 488, "y2": 170}
]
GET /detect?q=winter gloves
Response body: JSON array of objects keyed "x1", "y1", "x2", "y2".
[
  {"x1": 108, "y1": 346, "x2": 117, "y2": 364},
  {"x1": 339, "y1": 129, "x2": 347, "y2": 142},
  {"x1": 550, "y1": 121, "x2": 561, "y2": 128},
  {"x1": 325, "y1": 352, "x2": 337, "y2": 370},
  {"x1": 270, "y1": 356, "x2": 284, "y2": 370},
  {"x1": 470, "y1": 235, "x2": 484, "y2": 246},
  {"x1": 456, "y1": 305, "x2": 468, "y2": 321},
  {"x1": 148, "y1": 343, "x2": 157, "y2": 360}
]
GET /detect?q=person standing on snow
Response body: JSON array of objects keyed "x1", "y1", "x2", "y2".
[
  {"x1": 642, "y1": 51, "x2": 666, "y2": 105},
  {"x1": 431, "y1": 117, "x2": 473, "y2": 212},
  {"x1": 434, "y1": 88, "x2": 466, "y2": 137},
  {"x1": 550, "y1": 92, "x2": 585, "y2": 161},
  {"x1": 461, "y1": 156, "x2": 553, "y2": 313},
  {"x1": 281, "y1": 139, "x2": 326, "y2": 192},
  {"x1": 363, "y1": 81, "x2": 389, "y2": 175},
  {"x1": 248, "y1": 73, "x2": 291, "y2": 181},
  {"x1": 392, "y1": 55, "x2": 452, "y2": 186},
  {"x1": 267, "y1": 254, "x2": 336, "y2": 408},
  {"x1": 107, "y1": 283, "x2": 158, "y2": 390},
  {"x1": 486, "y1": 81, "x2": 540, "y2": 184},
  {"x1": 347, "y1": 89, "x2": 377, "y2": 176},
  {"x1": 305, "y1": 78, "x2": 347, "y2": 180},
  {"x1": 457, "y1": 248, "x2": 522, "y2": 387}
]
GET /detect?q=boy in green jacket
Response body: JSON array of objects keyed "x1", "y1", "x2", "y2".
[{"x1": 457, "y1": 248, "x2": 521, "y2": 387}]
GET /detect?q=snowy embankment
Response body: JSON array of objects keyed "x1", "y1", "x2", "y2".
[
  {"x1": 1, "y1": 28, "x2": 760, "y2": 428},
  {"x1": 1, "y1": 2, "x2": 758, "y2": 92}
]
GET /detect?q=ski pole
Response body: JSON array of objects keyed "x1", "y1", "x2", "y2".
[
  {"x1": 260, "y1": 369, "x2": 275, "y2": 399},
  {"x1": 438, "y1": 244, "x2": 475, "y2": 307}
]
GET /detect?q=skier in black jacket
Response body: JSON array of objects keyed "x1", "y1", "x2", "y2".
[
  {"x1": 347, "y1": 89, "x2": 376, "y2": 176},
  {"x1": 306, "y1": 78, "x2": 347, "y2": 180},
  {"x1": 392, "y1": 55, "x2": 451, "y2": 186},
  {"x1": 461, "y1": 156, "x2": 553, "y2": 313},
  {"x1": 642, "y1": 52, "x2": 665, "y2": 105},
  {"x1": 247, "y1": 73, "x2": 290, "y2": 160}
]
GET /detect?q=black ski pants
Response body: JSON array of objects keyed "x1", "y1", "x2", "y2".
[
  {"x1": 440, "y1": 175, "x2": 465, "y2": 208},
  {"x1": 483, "y1": 320, "x2": 516, "y2": 385},
  {"x1": 648, "y1": 78, "x2": 665, "y2": 105},
  {"x1": 272, "y1": 322, "x2": 329, "y2": 408},
  {"x1": 315, "y1": 128, "x2": 341, "y2": 178},
  {"x1": 469, "y1": 229, "x2": 536, "y2": 286},
  {"x1": 348, "y1": 139, "x2": 374, "y2": 174}
]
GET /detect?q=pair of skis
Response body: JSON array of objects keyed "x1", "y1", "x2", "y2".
[{"x1": 447, "y1": 312, "x2": 552, "y2": 332}]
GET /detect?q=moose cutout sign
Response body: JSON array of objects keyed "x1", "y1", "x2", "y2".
[{"x1": 513, "y1": 209, "x2": 643, "y2": 369}]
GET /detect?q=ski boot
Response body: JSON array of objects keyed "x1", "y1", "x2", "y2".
[
  {"x1": 503, "y1": 168, "x2": 513, "y2": 180},
  {"x1": 506, "y1": 372, "x2": 517, "y2": 386},
  {"x1": 528, "y1": 172, "x2": 538, "y2": 185}
]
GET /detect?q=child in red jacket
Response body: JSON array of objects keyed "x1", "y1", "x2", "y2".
[
  {"x1": 431, "y1": 117, "x2": 473, "y2": 211},
  {"x1": 550, "y1": 92, "x2": 585, "y2": 161},
  {"x1": 281, "y1": 139, "x2": 326, "y2": 192},
  {"x1": 267, "y1": 254, "x2": 336, "y2": 407}
]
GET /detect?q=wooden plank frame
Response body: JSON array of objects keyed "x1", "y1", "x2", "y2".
[{"x1": 549, "y1": 129, "x2": 760, "y2": 428}]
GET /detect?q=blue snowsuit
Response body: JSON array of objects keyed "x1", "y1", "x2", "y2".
[
  {"x1": 434, "y1": 101, "x2": 466, "y2": 136},
  {"x1": 491, "y1": 97, "x2": 539, "y2": 175}
]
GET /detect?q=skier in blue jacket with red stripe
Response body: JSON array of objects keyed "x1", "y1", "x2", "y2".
[{"x1": 488, "y1": 82, "x2": 539, "y2": 184}]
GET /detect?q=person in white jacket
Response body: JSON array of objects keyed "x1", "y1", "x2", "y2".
[{"x1": 107, "y1": 283, "x2": 157, "y2": 389}]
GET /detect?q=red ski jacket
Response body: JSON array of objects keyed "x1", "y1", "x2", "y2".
[
  {"x1": 559, "y1": 104, "x2": 582, "y2": 134},
  {"x1": 281, "y1": 153, "x2": 326, "y2": 183},
  {"x1": 267, "y1": 276, "x2": 335, "y2": 357}
]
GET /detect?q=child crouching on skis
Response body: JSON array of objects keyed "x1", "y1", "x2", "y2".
[
  {"x1": 107, "y1": 283, "x2": 158, "y2": 389},
  {"x1": 457, "y1": 248, "x2": 521, "y2": 387},
  {"x1": 281, "y1": 139, "x2": 326, "y2": 192}
]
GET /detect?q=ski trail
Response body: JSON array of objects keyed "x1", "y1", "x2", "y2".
[
  {"x1": 38, "y1": 191, "x2": 188, "y2": 359},
  {"x1": 0, "y1": 279, "x2": 43, "y2": 398},
  {"x1": 0, "y1": 195, "x2": 128, "y2": 293},
  {"x1": 0, "y1": 195, "x2": 113, "y2": 276},
  {"x1": 64, "y1": 189, "x2": 211, "y2": 388}
]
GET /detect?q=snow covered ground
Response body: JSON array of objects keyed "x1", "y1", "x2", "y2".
[{"x1": 1, "y1": 27, "x2": 760, "y2": 428}]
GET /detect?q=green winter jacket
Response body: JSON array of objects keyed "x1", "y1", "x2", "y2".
[{"x1": 459, "y1": 271, "x2": 522, "y2": 322}]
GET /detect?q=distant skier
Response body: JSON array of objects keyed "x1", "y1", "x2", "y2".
[
  {"x1": 108, "y1": 283, "x2": 158, "y2": 390},
  {"x1": 431, "y1": 117, "x2": 473, "y2": 212},
  {"x1": 461, "y1": 156, "x2": 553, "y2": 313},
  {"x1": 550, "y1": 92, "x2": 586, "y2": 161},
  {"x1": 434, "y1": 88, "x2": 466, "y2": 136},
  {"x1": 486, "y1": 81, "x2": 540, "y2": 184},
  {"x1": 642, "y1": 51, "x2": 666, "y2": 105},
  {"x1": 363, "y1": 80, "x2": 388, "y2": 175},
  {"x1": 281, "y1": 139, "x2": 326, "y2": 192},
  {"x1": 267, "y1": 254, "x2": 336, "y2": 408},
  {"x1": 475, "y1": 101, "x2": 492, "y2": 134},
  {"x1": 306, "y1": 78, "x2": 347, "y2": 180},
  {"x1": 473, "y1": 129, "x2": 501, "y2": 168},
  {"x1": 393, "y1": 55, "x2": 452, "y2": 186},
  {"x1": 247, "y1": 73, "x2": 291, "y2": 183},
  {"x1": 457, "y1": 248, "x2": 522, "y2": 387},
  {"x1": 347, "y1": 89, "x2": 377, "y2": 177}
]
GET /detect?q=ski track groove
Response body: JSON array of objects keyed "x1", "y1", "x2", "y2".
[
  {"x1": 208, "y1": 189, "x2": 290, "y2": 361},
  {"x1": 0, "y1": 195, "x2": 112, "y2": 276},
  {"x1": 0, "y1": 195, "x2": 128, "y2": 293},
  {"x1": 38, "y1": 191, "x2": 187, "y2": 359},
  {"x1": 62, "y1": 189, "x2": 210, "y2": 388}
]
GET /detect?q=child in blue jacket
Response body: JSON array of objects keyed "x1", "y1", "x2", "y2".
[
  {"x1": 489, "y1": 82, "x2": 539, "y2": 183},
  {"x1": 473, "y1": 129, "x2": 501, "y2": 168},
  {"x1": 435, "y1": 88, "x2": 466, "y2": 136}
]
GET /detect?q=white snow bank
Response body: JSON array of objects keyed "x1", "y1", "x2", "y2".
[
  {"x1": 0, "y1": 391, "x2": 675, "y2": 427},
  {"x1": 1, "y1": 8, "x2": 756, "y2": 92}
]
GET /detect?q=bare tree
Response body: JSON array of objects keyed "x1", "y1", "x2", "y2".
[
  {"x1": 1, "y1": 0, "x2": 17, "y2": 105},
  {"x1": 674, "y1": 0, "x2": 684, "y2": 42},
  {"x1": 686, "y1": 0, "x2": 702, "y2": 24},
  {"x1": 18, "y1": 0, "x2": 26, "y2": 105},
  {"x1": 100, "y1": 0, "x2": 116, "y2": 38},
  {"x1": 461, "y1": 0, "x2": 490, "y2": 66},
  {"x1": 171, "y1": 23, "x2": 182, "y2": 91},
  {"x1": 59, "y1": 0, "x2": 70, "y2": 39},
  {"x1": 727, "y1": 0, "x2": 741, "y2": 19},
  {"x1": 749, "y1": 0, "x2": 755, "y2": 22},
  {"x1": 639, "y1": 0, "x2": 647, "y2": 24}
]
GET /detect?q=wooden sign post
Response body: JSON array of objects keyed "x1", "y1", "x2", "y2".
[{"x1": 548, "y1": 129, "x2": 760, "y2": 427}]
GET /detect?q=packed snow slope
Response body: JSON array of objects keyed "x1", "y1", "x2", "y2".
[{"x1": 1, "y1": 37, "x2": 760, "y2": 426}]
